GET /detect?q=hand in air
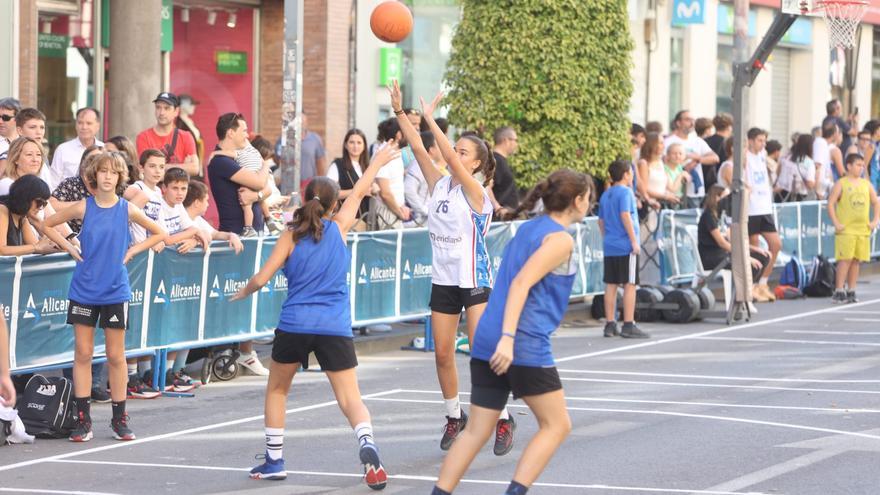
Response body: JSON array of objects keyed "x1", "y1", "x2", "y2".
[{"x1": 419, "y1": 91, "x2": 444, "y2": 120}]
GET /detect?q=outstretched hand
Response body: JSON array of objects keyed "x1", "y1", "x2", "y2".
[
  {"x1": 419, "y1": 91, "x2": 444, "y2": 120},
  {"x1": 388, "y1": 80, "x2": 403, "y2": 112},
  {"x1": 370, "y1": 140, "x2": 401, "y2": 169}
]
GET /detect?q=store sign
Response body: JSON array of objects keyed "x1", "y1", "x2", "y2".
[
  {"x1": 378, "y1": 47, "x2": 402, "y2": 86},
  {"x1": 161, "y1": 0, "x2": 174, "y2": 52},
  {"x1": 38, "y1": 34, "x2": 68, "y2": 58},
  {"x1": 672, "y1": 0, "x2": 705, "y2": 25},
  {"x1": 217, "y1": 51, "x2": 248, "y2": 74}
]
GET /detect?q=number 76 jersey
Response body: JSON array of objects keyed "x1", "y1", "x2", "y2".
[{"x1": 426, "y1": 175, "x2": 494, "y2": 289}]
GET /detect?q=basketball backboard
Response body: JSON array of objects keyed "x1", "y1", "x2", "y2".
[{"x1": 781, "y1": 0, "x2": 819, "y2": 15}]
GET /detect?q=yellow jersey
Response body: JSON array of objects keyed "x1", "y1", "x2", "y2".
[{"x1": 836, "y1": 177, "x2": 872, "y2": 236}]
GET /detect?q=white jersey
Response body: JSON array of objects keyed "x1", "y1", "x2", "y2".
[
  {"x1": 130, "y1": 181, "x2": 164, "y2": 244},
  {"x1": 426, "y1": 176, "x2": 493, "y2": 288},
  {"x1": 745, "y1": 151, "x2": 773, "y2": 217}
]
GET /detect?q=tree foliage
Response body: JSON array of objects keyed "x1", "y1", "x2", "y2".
[{"x1": 444, "y1": 0, "x2": 633, "y2": 185}]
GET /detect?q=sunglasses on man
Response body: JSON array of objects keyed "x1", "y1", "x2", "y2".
[{"x1": 0, "y1": 114, "x2": 15, "y2": 122}]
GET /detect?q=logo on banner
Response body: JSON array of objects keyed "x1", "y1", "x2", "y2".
[
  {"x1": 357, "y1": 261, "x2": 396, "y2": 285},
  {"x1": 401, "y1": 260, "x2": 431, "y2": 280},
  {"x1": 209, "y1": 273, "x2": 246, "y2": 299},
  {"x1": 153, "y1": 281, "x2": 168, "y2": 304},
  {"x1": 153, "y1": 278, "x2": 201, "y2": 306},
  {"x1": 261, "y1": 273, "x2": 288, "y2": 294},
  {"x1": 129, "y1": 288, "x2": 144, "y2": 306},
  {"x1": 22, "y1": 290, "x2": 68, "y2": 323}
]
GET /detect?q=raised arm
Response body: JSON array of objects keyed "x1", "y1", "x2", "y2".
[
  {"x1": 389, "y1": 80, "x2": 442, "y2": 193},
  {"x1": 420, "y1": 91, "x2": 486, "y2": 211},
  {"x1": 334, "y1": 142, "x2": 400, "y2": 235}
]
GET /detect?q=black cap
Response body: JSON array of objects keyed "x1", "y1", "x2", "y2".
[{"x1": 152, "y1": 92, "x2": 179, "y2": 107}]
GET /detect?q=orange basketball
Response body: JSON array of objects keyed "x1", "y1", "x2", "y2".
[{"x1": 370, "y1": 1, "x2": 413, "y2": 43}]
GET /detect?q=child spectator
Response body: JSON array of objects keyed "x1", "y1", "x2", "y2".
[
  {"x1": 250, "y1": 136, "x2": 287, "y2": 235},
  {"x1": 598, "y1": 160, "x2": 649, "y2": 339},
  {"x1": 827, "y1": 154, "x2": 880, "y2": 304},
  {"x1": 766, "y1": 139, "x2": 782, "y2": 186},
  {"x1": 184, "y1": 180, "x2": 243, "y2": 254},
  {"x1": 664, "y1": 143, "x2": 690, "y2": 204}
]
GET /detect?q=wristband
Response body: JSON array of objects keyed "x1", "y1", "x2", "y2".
[
  {"x1": 502, "y1": 332, "x2": 516, "y2": 339},
  {"x1": 393, "y1": 109, "x2": 405, "y2": 116}
]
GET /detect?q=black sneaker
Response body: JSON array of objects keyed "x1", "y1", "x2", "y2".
[
  {"x1": 90, "y1": 387, "x2": 111, "y2": 404},
  {"x1": 440, "y1": 412, "x2": 468, "y2": 451},
  {"x1": 603, "y1": 321, "x2": 619, "y2": 338},
  {"x1": 493, "y1": 415, "x2": 516, "y2": 456},
  {"x1": 111, "y1": 414, "x2": 136, "y2": 441},
  {"x1": 832, "y1": 289, "x2": 847, "y2": 304},
  {"x1": 359, "y1": 443, "x2": 387, "y2": 490},
  {"x1": 620, "y1": 323, "x2": 650, "y2": 339},
  {"x1": 847, "y1": 290, "x2": 858, "y2": 304},
  {"x1": 69, "y1": 411, "x2": 93, "y2": 442}
]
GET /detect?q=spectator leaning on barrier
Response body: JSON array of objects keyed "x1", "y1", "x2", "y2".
[
  {"x1": 208, "y1": 113, "x2": 271, "y2": 236},
  {"x1": 664, "y1": 143, "x2": 690, "y2": 203},
  {"x1": 0, "y1": 98, "x2": 21, "y2": 160},
  {"x1": 490, "y1": 126, "x2": 521, "y2": 217},
  {"x1": 664, "y1": 110, "x2": 719, "y2": 207},
  {"x1": 0, "y1": 175, "x2": 58, "y2": 256},
  {"x1": 828, "y1": 153, "x2": 880, "y2": 304},
  {"x1": 49, "y1": 107, "x2": 103, "y2": 191},
  {"x1": 184, "y1": 180, "x2": 243, "y2": 253},
  {"x1": 136, "y1": 92, "x2": 200, "y2": 177},
  {"x1": 744, "y1": 128, "x2": 781, "y2": 303},
  {"x1": 374, "y1": 117, "x2": 411, "y2": 229},
  {"x1": 775, "y1": 133, "x2": 816, "y2": 203},
  {"x1": 639, "y1": 132, "x2": 677, "y2": 207}
]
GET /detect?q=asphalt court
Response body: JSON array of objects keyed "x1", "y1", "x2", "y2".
[{"x1": 2, "y1": 280, "x2": 880, "y2": 494}]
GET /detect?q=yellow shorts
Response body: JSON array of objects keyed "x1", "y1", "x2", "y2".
[{"x1": 835, "y1": 234, "x2": 870, "y2": 262}]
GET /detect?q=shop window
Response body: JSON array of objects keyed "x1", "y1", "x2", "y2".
[
  {"x1": 670, "y1": 28, "x2": 684, "y2": 123},
  {"x1": 398, "y1": 2, "x2": 459, "y2": 112},
  {"x1": 716, "y1": 41, "x2": 734, "y2": 115}
]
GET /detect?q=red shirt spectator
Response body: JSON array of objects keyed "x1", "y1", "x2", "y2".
[{"x1": 135, "y1": 92, "x2": 200, "y2": 176}]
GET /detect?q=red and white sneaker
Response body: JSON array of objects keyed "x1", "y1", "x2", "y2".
[{"x1": 359, "y1": 443, "x2": 387, "y2": 491}]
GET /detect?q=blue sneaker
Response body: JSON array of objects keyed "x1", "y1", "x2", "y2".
[
  {"x1": 249, "y1": 453, "x2": 287, "y2": 480},
  {"x1": 359, "y1": 443, "x2": 387, "y2": 490}
]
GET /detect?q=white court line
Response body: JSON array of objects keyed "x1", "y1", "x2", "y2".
[
  {"x1": 837, "y1": 310, "x2": 880, "y2": 314},
  {"x1": 0, "y1": 490, "x2": 119, "y2": 495},
  {"x1": 785, "y1": 330, "x2": 880, "y2": 336},
  {"x1": 393, "y1": 388, "x2": 880, "y2": 414},
  {"x1": 844, "y1": 317, "x2": 880, "y2": 322},
  {"x1": 0, "y1": 389, "x2": 402, "y2": 473},
  {"x1": 365, "y1": 397, "x2": 880, "y2": 442},
  {"x1": 49, "y1": 460, "x2": 770, "y2": 495},
  {"x1": 555, "y1": 297, "x2": 880, "y2": 363},
  {"x1": 555, "y1": 369, "x2": 880, "y2": 384},
  {"x1": 558, "y1": 377, "x2": 880, "y2": 395},
  {"x1": 693, "y1": 336, "x2": 880, "y2": 347}
]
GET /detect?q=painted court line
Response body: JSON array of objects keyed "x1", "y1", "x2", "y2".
[
  {"x1": 558, "y1": 377, "x2": 880, "y2": 394},
  {"x1": 844, "y1": 317, "x2": 880, "y2": 322},
  {"x1": 0, "y1": 389, "x2": 402, "y2": 473},
  {"x1": 555, "y1": 369, "x2": 880, "y2": 384},
  {"x1": 364, "y1": 397, "x2": 880, "y2": 442},
  {"x1": 785, "y1": 330, "x2": 880, "y2": 336},
  {"x1": 0, "y1": 490, "x2": 118, "y2": 495},
  {"x1": 555, "y1": 297, "x2": 880, "y2": 363},
  {"x1": 693, "y1": 336, "x2": 880, "y2": 347},
  {"x1": 394, "y1": 388, "x2": 880, "y2": 414},
  {"x1": 49, "y1": 459, "x2": 770, "y2": 495}
]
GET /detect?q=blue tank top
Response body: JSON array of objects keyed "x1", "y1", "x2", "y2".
[
  {"x1": 470, "y1": 215, "x2": 577, "y2": 367},
  {"x1": 277, "y1": 219, "x2": 352, "y2": 337},
  {"x1": 69, "y1": 197, "x2": 132, "y2": 305}
]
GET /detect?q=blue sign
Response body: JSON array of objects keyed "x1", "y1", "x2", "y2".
[{"x1": 673, "y1": 0, "x2": 706, "y2": 26}]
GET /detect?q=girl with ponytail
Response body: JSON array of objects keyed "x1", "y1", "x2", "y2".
[
  {"x1": 388, "y1": 81, "x2": 510, "y2": 454},
  {"x1": 432, "y1": 169, "x2": 593, "y2": 495},
  {"x1": 231, "y1": 142, "x2": 400, "y2": 489}
]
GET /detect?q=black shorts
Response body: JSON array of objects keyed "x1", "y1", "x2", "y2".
[
  {"x1": 469, "y1": 358, "x2": 562, "y2": 411},
  {"x1": 271, "y1": 329, "x2": 358, "y2": 371},
  {"x1": 603, "y1": 254, "x2": 639, "y2": 285},
  {"x1": 748, "y1": 214, "x2": 777, "y2": 236},
  {"x1": 429, "y1": 284, "x2": 491, "y2": 315},
  {"x1": 67, "y1": 301, "x2": 128, "y2": 329}
]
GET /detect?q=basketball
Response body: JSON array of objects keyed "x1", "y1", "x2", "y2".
[{"x1": 370, "y1": 1, "x2": 413, "y2": 43}]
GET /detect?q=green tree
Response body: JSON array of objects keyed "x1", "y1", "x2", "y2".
[{"x1": 444, "y1": 0, "x2": 633, "y2": 185}]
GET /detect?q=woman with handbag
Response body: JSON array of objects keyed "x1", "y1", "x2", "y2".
[
  {"x1": 775, "y1": 134, "x2": 816, "y2": 203},
  {"x1": 328, "y1": 129, "x2": 373, "y2": 231}
]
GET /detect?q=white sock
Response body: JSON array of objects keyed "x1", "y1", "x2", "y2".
[
  {"x1": 354, "y1": 422, "x2": 374, "y2": 447},
  {"x1": 138, "y1": 360, "x2": 151, "y2": 374},
  {"x1": 165, "y1": 359, "x2": 174, "y2": 372},
  {"x1": 759, "y1": 277, "x2": 769, "y2": 285},
  {"x1": 499, "y1": 408, "x2": 510, "y2": 421},
  {"x1": 265, "y1": 427, "x2": 284, "y2": 461},
  {"x1": 127, "y1": 363, "x2": 137, "y2": 376},
  {"x1": 444, "y1": 396, "x2": 461, "y2": 419}
]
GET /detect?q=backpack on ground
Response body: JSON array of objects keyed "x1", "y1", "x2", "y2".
[
  {"x1": 17, "y1": 375, "x2": 77, "y2": 439},
  {"x1": 779, "y1": 252, "x2": 808, "y2": 291},
  {"x1": 774, "y1": 284, "x2": 804, "y2": 300},
  {"x1": 803, "y1": 255, "x2": 836, "y2": 298}
]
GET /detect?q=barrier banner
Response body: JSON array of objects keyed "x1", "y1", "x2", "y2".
[
  {"x1": 398, "y1": 229, "x2": 433, "y2": 316},
  {"x1": 254, "y1": 238, "x2": 288, "y2": 333},
  {"x1": 146, "y1": 249, "x2": 204, "y2": 347},
  {"x1": 14, "y1": 256, "x2": 76, "y2": 367},
  {"x1": 799, "y1": 202, "x2": 821, "y2": 260},
  {"x1": 580, "y1": 218, "x2": 603, "y2": 295},
  {"x1": 203, "y1": 242, "x2": 261, "y2": 340},
  {"x1": 486, "y1": 223, "x2": 515, "y2": 280},
  {"x1": 353, "y1": 232, "x2": 397, "y2": 322},
  {"x1": 124, "y1": 252, "x2": 149, "y2": 350},
  {"x1": 775, "y1": 203, "x2": 800, "y2": 258},
  {"x1": 819, "y1": 206, "x2": 836, "y2": 258}
]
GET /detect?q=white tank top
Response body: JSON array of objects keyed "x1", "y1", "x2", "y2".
[
  {"x1": 426, "y1": 175, "x2": 493, "y2": 288},
  {"x1": 129, "y1": 181, "x2": 164, "y2": 244},
  {"x1": 746, "y1": 152, "x2": 773, "y2": 216},
  {"x1": 717, "y1": 161, "x2": 733, "y2": 189},
  {"x1": 646, "y1": 161, "x2": 667, "y2": 197}
]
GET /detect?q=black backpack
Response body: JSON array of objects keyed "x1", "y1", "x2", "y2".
[
  {"x1": 804, "y1": 255, "x2": 836, "y2": 298},
  {"x1": 17, "y1": 375, "x2": 77, "y2": 438}
]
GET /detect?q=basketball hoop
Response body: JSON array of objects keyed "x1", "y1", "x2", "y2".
[{"x1": 814, "y1": 0, "x2": 869, "y2": 50}]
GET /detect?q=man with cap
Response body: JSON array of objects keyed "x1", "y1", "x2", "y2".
[
  {"x1": 49, "y1": 107, "x2": 103, "y2": 190},
  {"x1": 136, "y1": 92, "x2": 200, "y2": 177}
]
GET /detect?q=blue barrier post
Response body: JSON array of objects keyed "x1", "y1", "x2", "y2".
[{"x1": 425, "y1": 317, "x2": 434, "y2": 352}]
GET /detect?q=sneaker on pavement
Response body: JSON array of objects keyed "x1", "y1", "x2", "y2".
[
  {"x1": 359, "y1": 443, "x2": 388, "y2": 491},
  {"x1": 69, "y1": 411, "x2": 93, "y2": 442},
  {"x1": 752, "y1": 285, "x2": 770, "y2": 303},
  {"x1": 90, "y1": 386, "x2": 111, "y2": 403},
  {"x1": 241, "y1": 226, "x2": 259, "y2": 238},
  {"x1": 127, "y1": 374, "x2": 160, "y2": 399},
  {"x1": 847, "y1": 290, "x2": 858, "y2": 304},
  {"x1": 603, "y1": 321, "x2": 619, "y2": 338},
  {"x1": 111, "y1": 414, "x2": 136, "y2": 441},
  {"x1": 832, "y1": 289, "x2": 847, "y2": 304},
  {"x1": 493, "y1": 415, "x2": 516, "y2": 456},
  {"x1": 440, "y1": 412, "x2": 468, "y2": 451},
  {"x1": 620, "y1": 323, "x2": 650, "y2": 339},
  {"x1": 237, "y1": 351, "x2": 270, "y2": 376},
  {"x1": 166, "y1": 370, "x2": 197, "y2": 393},
  {"x1": 761, "y1": 284, "x2": 776, "y2": 302},
  {"x1": 249, "y1": 453, "x2": 287, "y2": 480}
]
